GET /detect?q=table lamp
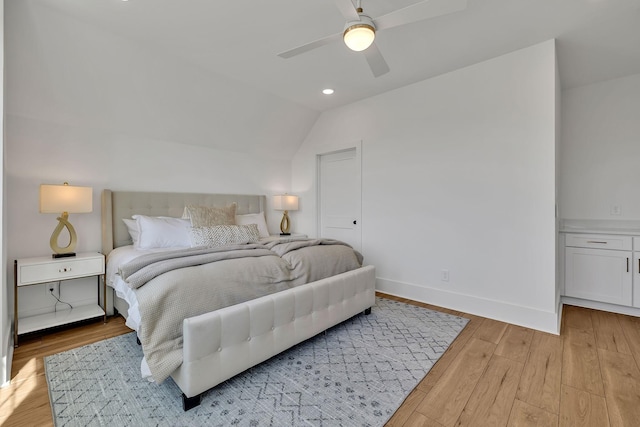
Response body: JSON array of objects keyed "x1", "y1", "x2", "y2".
[
  {"x1": 40, "y1": 182, "x2": 93, "y2": 258},
  {"x1": 273, "y1": 194, "x2": 299, "y2": 236}
]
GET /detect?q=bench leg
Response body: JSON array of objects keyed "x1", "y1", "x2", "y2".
[{"x1": 364, "y1": 307, "x2": 372, "y2": 315}]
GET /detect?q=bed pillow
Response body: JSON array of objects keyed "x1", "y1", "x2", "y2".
[
  {"x1": 122, "y1": 218, "x2": 140, "y2": 246},
  {"x1": 132, "y1": 215, "x2": 191, "y2": 249},
  {"x1": 235, "y1": 212, "x2": 269, "y2": 238},
  {"x1": 188, "y1": 224, "x2": 260, "y2": 248},
  {"x1": 182, "y1": 203, "x2": 237, "y2": 227}
]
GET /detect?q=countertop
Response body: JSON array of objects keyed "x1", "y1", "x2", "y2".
[{"x1": 560, "y1": 219, "x2": 640, "y2": 236}]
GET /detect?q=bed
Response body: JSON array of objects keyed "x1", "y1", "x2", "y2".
[{"x1": 101, "y1": 190, "x2": 376, "y2": 410}]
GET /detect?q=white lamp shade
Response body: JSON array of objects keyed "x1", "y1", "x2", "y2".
[
  {"x1": 40, "y1": 184, "x2": 93, "y2": 214},
  {"x1": 343, "y1": 24, "x2": 375, "y2": 52},
  {"x1": 273, "y1": 194, "x2": 299, "y2": 211}
]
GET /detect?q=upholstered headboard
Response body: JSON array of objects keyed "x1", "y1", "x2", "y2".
[{"x1": 101, "y1": 189, "x2": 267, "y2": 255}]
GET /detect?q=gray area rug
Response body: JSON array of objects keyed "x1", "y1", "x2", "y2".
[{"x1": 45, "y1": 297, "x2": 468, "y2": 426}]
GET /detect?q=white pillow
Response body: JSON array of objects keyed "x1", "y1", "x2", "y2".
[
  {"x1": 235, "y1": 212, "x2": 270, "y2": 238},
  {"x1": 188, "y1": 224, "x2": 260, "y2": 248},
  {"x1": 122, "y1": 218, "x2": 140, "y2": 246},
  {"x1": 132, "y1": 215, "x2": 191, "y2": 249}
]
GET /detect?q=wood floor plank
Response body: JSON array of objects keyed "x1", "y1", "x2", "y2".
[
  {"x1": 507, "y1": 399, "x2": 559, "y2": 427},
  {"x1": 386, "y1": 389, "x2": 427, "y2": 427},
  {"x1": 559, "y1": 384, "x2": 609, "y2": 427},
  {"x1": 416, "y1": 337, "x2": 496, "y2": 426},
  {"x1": 562, "y1": 326, "x2": 605, "y2": 396},
  {"x1": 419, "y1": 317, "x2": 481, "y2": 389},
  {"x1": 403, "y1": 412, "x2": 445, "y2": 427},
  {"x1": 618, "y1": 314, "x2": 640, "y2": 364},
  {"x1": 516, "y1": 332, "x2": 563, "y2": 414},
  {"x1": 598, "y1": 348, "x2": 640, "y2": 426},
  {"x1": 455, "y1": 355, "x2": 523, "y2": 426},
  {"x1": 591, "y1": 310, "x2": 632, "y2": 355},
  {"x1": 495, "y1": 325, "x2": 534, "y2": 363},
  {"x1": 473, "y1": 318, "x2": 508, "y2": 344},
  {"x1": 562, "y1": 305, "x2": 594, "y2": 333}
]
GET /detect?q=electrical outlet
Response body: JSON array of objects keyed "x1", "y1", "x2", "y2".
[
  {"x1": 610, "y1": 205, "x2": 622, "y2": 216},
  {"x1": 441, "y1": 269, "x2": 450, "y2": 282}
]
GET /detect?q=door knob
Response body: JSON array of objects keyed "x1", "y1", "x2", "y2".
[{"x1": 353, "y1": 220, "x2": 357, "y2": 225}]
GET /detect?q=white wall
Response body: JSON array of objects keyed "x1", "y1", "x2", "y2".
[
  {"x1": 1, "y1": 0, "x2": 11, "y2": 388},
  {"x1": 559, "y1": 73, "x2": 640, "y2": 220},
  {"x1": 4, "y1": 1, "x2": 310, "y2": 319},
  {"x1": 293, "y1": 40, "x2": 559, "y2": 333}
]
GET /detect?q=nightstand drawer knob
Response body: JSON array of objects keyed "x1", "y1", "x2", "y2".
[{"x1": 59, "y1": 267, "x2": 72, "y2": 273}]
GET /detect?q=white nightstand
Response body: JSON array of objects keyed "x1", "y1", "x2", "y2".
[{"x1": 14, "y1": 252, "x2": 106, "y2": 346}]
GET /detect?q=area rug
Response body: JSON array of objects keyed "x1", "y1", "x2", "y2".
[{"x1": 45, "y1": 297, "x2": 468, "y2": 426}]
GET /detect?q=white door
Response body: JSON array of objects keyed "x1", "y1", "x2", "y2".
[{"x1": 318, "y1": 148, "x2": 361, "y2": 252}]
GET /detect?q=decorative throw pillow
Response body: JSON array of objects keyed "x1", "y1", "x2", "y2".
[
  {"x1": 132, "y1": 215, "x2": 191, "y2": 249},
  {"x1": 235, "y1": 212, "x2": 270, "y2": 238},
  {"x1": 182, "y1": 203, "x2": 237, "y2": 227},
  {"x1": 188, "y1": 224, "x2": 260, "y2": 247}
]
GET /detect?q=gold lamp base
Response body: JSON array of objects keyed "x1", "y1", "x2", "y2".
[
  {"x1": 50, "y1": 212, "x2": 77, "y2": 258},
  {"x1": 279, "y1": 210, "x2": 291, "y2": 235}
]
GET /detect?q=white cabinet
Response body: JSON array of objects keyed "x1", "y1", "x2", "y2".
[{"x1": 564, "y1": 234, "x2": 633, "y2": 306}]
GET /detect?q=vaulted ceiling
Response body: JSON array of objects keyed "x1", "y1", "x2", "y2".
[
  {"x1": 34, "y1": 0, "x2": 640, "y2": 111},
  {"x1": 5, "y1": 0, "x2": 640, "y2": 158}
]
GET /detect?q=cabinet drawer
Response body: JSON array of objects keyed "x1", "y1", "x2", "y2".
[
  {"x1": 634, "y1": 237, "x2": 640, "y2": 250},
  {"x1": 18, "y1": 257, "x2": 104, "y2": 286},
  {"x1": 565, "y1": 234, "x2": 632, "y2": 251}
]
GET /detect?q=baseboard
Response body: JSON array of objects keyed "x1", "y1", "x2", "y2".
[
  {"x1": 376, "y1": 277, "x2": 560, "y2": 334},
  {"x1": 1, "y1": 323, "x2": 13, "y2": 388},
  {"x1": 561, "y1": 296, "x2": 640, "y2": 317}
]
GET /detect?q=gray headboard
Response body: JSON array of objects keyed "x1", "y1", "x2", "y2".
[{"x1": 101, "y1": 189, "x2": 267, "y2": 255}]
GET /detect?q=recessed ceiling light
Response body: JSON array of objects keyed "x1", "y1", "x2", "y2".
[{"x1": 322, "y1": 89, "x2": 335, "y2": 95}]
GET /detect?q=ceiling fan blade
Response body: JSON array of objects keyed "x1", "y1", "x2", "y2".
[
  {"x1": 277, "y1": 32, "x2": 342, "y2": 59},
  {"x1": 375, "y1": 0, "x2": 467, "y2": 31},
  {"x1": 363, "y1": 43, "x2": 390, "y2": 78},
  {"x1": 333, "y1": 0, "x2": 360, "y2": 21}
]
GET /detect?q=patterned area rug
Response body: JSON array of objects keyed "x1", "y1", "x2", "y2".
[{"x1": 45, "y1": 298, "x2": 468, "y2": 426}]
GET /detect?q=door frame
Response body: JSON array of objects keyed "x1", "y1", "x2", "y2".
[{"x1": 315, "y1": 140, "x2": 362, "y2": 248}]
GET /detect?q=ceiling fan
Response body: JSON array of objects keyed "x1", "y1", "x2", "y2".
[{"x1": 278, "y1": 0, "x2": 467, "y2": 78}]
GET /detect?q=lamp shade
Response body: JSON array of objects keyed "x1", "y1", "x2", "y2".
[
  {"x1": 273, "y1": 194, "x2": 299, "y2": 211},
  {"x1": 40, "y1": 184, "x2": 93, "y2": 214}
]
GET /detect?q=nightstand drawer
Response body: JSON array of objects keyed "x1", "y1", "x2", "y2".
[{"x1": 18, "y1": 255, "x2": 104, "y2": 286}]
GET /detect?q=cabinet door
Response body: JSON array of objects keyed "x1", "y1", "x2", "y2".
[
  {"x1": 565, "y1": 247, "x2": 632, "y2": 306},
  {"x1": 634, "y1": 252, "x2": 640, "y2": 308}
]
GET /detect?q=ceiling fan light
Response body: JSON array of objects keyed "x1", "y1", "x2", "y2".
[{"x1": 343, "y1": 24, "x2": 375, "y2": 52}]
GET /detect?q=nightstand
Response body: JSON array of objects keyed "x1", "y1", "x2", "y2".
[{"x1": 14, "y1": 252, "x2": 106, "y2": 346}]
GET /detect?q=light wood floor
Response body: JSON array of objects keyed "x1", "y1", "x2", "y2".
[{"x1": 2, "y1": 294, "x2": 640, "y2": 426}]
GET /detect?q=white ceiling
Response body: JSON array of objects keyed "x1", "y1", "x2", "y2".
[{"x1": 26, "y1": 0, "x2": 640, "y2": 112}]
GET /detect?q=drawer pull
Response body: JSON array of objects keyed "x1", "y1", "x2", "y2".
[
  {"x1": 627, "y1": 258, "x2": 629, "y2": 273},
  {"x1": 586, "y1": 241, "x2": 608, "y2": 244},
  {"x1": 58, "y1": 267, "x2": 72, "y2": 273}
]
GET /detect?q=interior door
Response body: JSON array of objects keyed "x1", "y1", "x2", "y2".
[{"x1": 318, "y1": 148, "x2": 361, "y2": 252}]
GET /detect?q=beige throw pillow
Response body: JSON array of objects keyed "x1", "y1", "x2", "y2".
[{"x1": 183, "y1": 203, "x2": 237, "y2": 227}]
